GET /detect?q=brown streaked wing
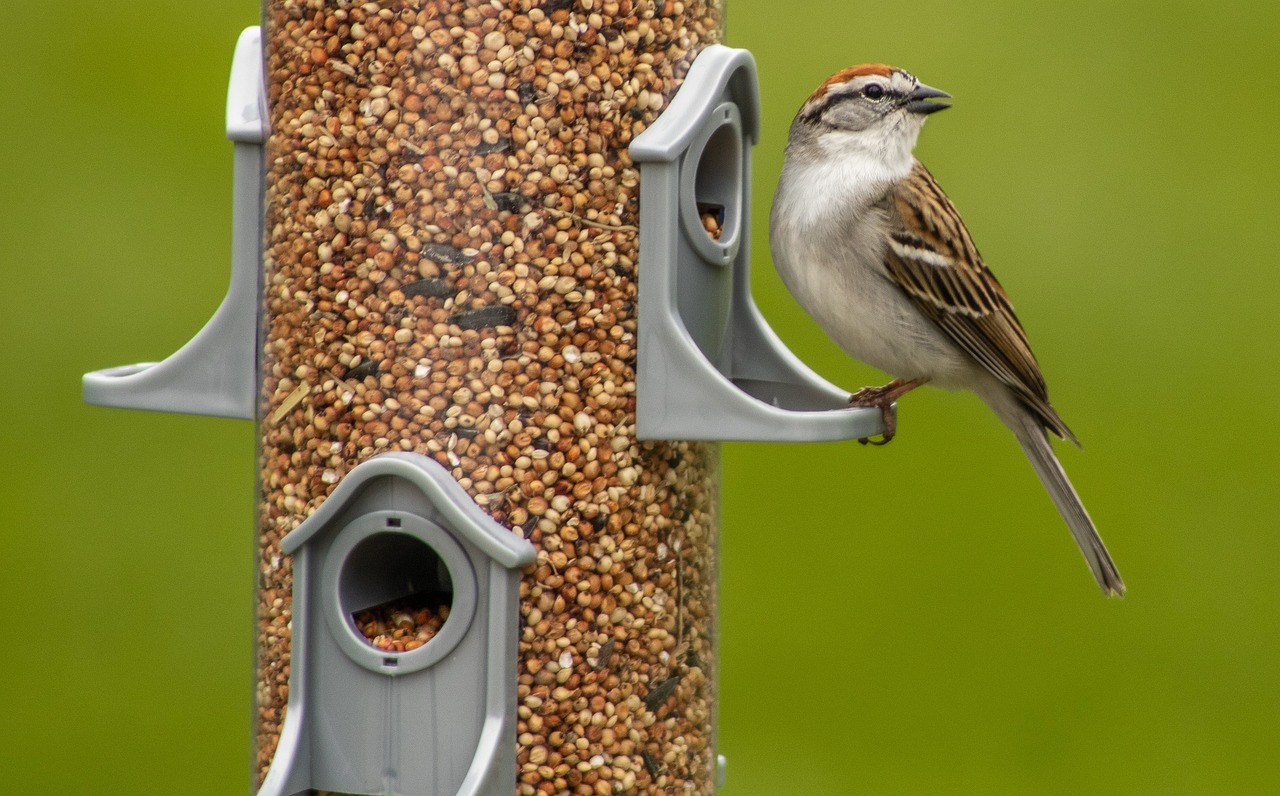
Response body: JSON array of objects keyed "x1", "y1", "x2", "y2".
[{"x1": 882, "y1": 161, "x2": 1075, "y2": 440}]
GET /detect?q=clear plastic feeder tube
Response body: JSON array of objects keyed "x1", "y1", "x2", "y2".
[{"x1": 257, "y1": 2, "x2": 724, "y2": 794}]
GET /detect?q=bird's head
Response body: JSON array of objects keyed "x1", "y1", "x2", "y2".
[{"x1": 790, "y1": 64, "x2": 951, "y2": 166}]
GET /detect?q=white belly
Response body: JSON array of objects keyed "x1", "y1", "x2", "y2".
[{"x1": 769, "y1": 181, "x2": 970, "y2": 388}]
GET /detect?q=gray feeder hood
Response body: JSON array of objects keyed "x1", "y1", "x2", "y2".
[{"x1": 260, "y1": 453, "x2": 536, "y2": 796}]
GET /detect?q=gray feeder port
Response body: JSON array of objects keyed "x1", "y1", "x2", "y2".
[
  {"x1": 631, "y1": 45, "x2": 886, "y2": 442},
  {"x1": 80, "y1": 26, "x2": 265, "y2": 420},
  {"x1": 259, "y1": 452, "x2": 535, "y2": 796}
]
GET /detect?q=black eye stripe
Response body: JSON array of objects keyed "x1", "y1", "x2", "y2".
[
  {"x1": 802, "y1": 81, "x2": 903, "y2": 122},
  {"x1": 820, "y1": 83, "x2": 899, "y2": 110}
]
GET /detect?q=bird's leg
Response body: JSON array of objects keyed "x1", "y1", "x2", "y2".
[{"x1": 849, "y1": 378, "x2": 927, "y2": 445}]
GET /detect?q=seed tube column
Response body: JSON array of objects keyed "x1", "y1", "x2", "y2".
[{"x1": 258, "y1": 1, "x2": 724, "y2": 794}]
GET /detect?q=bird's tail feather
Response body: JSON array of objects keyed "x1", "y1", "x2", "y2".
[{"x1": 1002, "y1": 403, "x2": 1125, "y2": 597}]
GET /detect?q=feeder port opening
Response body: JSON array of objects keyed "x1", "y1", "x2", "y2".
[{"x1": 339, "y1": 525, "x2": 455, "y2": 656}]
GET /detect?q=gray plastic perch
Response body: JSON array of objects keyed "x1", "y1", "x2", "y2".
[
  {"x1": 631, "y1": 45, "x2": 885, "y2": 442},
  {"x1": 259, "y1": 453, "x2": 536, "y2": 796},
  {"x1": 81, "y1": 26, "x2": 265, "y2": 420}
]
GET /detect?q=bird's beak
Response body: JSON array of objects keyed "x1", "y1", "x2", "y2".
[{"x1": 905, "y1": 83, "x2": 951, "y2": 115}]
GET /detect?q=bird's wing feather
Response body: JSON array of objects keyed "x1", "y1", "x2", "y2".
[{"x1": 882, "y1": 161, "x2": 1075, "y2": 441}]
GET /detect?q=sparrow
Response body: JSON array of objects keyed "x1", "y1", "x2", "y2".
[{"x1": 768, "y1": 64, "x2": 1124, "y2": 596}]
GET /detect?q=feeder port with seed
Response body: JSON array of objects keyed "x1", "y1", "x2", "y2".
[{"x1": 83, "y1": 3, "x2": 883, "y2": 794}]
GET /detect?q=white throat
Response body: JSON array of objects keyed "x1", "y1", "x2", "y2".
[
  {"x1": 824, "y1": 114, "x2": 920, "y2": 173},
  {"x1": 779, "y1": 120, "x2": 920, "y2": 231}
]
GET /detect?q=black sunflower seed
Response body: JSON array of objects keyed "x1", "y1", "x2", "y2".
[
  {"x1": 643, "y1": 675, "x2": 680, "y2": 712},
  {"x1": 346, "y1": 359, "x2": 378, "y2": 381},
  {"x1": 491, "y1": 191, "x2": 529, "y2": 212},
  {"x1": 421, "y1": 242, "x2": 473, "y2": 265},
  {"x1": 450, "y1": 305, "x2": 517, "y2": 330},
  {"x1": 401, "y1": 278, "x2": 453, "y2": 299},
  {"x1": 475, "y1": 137, "x2": 511, "y2": 155}
]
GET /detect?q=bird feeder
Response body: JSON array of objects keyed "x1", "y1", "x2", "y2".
[{"x1": 83, "y1": 4, "x2": 882, "y2": 794}]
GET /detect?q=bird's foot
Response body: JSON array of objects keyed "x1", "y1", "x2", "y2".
[{"x1": 849, "y1": 378, "x2": 926, "y2": 445}]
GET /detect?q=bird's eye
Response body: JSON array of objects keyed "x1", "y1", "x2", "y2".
[{"x1": 863, "y1": 84, "x2": 886, "y2": 100}]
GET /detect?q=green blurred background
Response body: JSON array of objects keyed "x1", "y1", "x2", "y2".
[{"x1": 3, "y1": 1, "x2": 1277, "y2": 792}]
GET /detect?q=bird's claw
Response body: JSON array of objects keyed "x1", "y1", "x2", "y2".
[
  {"x1": 854, "y1": 402, "x2": 897, "y2": 446},
  {"x1": 849, "y1": 379, "x2": 924, "y2": 446}
]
